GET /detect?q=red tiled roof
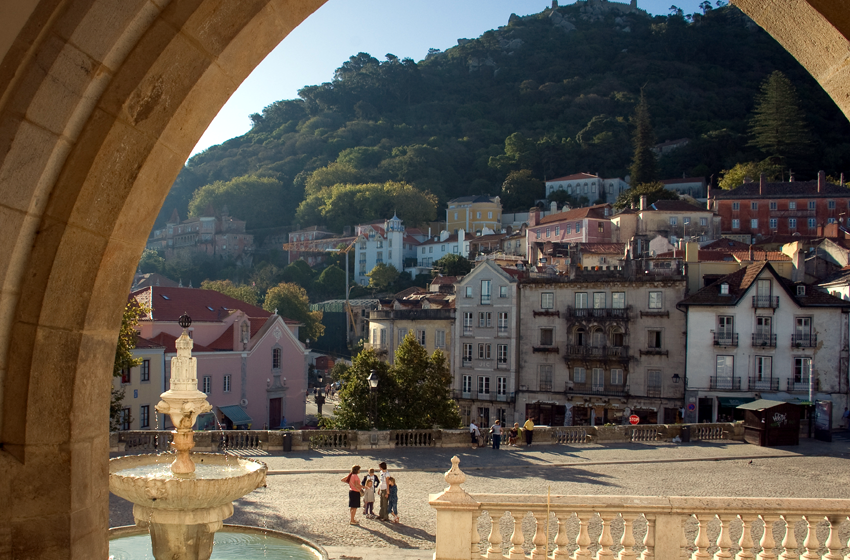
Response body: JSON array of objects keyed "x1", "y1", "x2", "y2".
[
  {"x1": 135, "y1": 335, "x2": 165, "y2": 349},
  {"x1": 148, "y1": 332, "x2": 214, "y2": 353},
  {"x1": 207, "y1": 325, "x2": 234, "y2": 351},
  {"x1": 701, "y1": 238, "x2": 752, "y2": 252},
  {"x1": 537, "y1": 204, "x2": 611, "y2": 225},
  {"x1": 714, "y1": 180, "x2": 850, "y2": 198},
  {"x1": 430, "y1": 276, "x2": 459, "y2": 285},
  {"x1": 547, "y1": 173, "x2": 598, "y2": 182},
  {"x1": 645, "y1": 200, "x2": 710, "y2": 212},
  {"x1": 580, "y1": 243, "x2": 625, "y2": 254},
  {"x1": 131, "y1": 286, "x2": 271, "y2": 323},
  {"x1": 730, "y1": 251, "x2": 791, "y2": 262}
]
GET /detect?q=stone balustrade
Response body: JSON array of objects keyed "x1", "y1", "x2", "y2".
[
  {"x1": 430, "y1": 456, "x2": 850, "y2": 560},
  {"x1": 110, "y1": 423, "x2": 742, "y2": 454}
]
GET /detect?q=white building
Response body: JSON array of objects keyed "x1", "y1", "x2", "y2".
[
  {"x1": 417, "y1": 229, "x2": 469, "y2": 268},
  {"x1": 679, "y1": 262, "x2": 850, "y2": 427},
  {"x1": 545, "y1": 173, "x2": 630, "y2": 205},
  {"x1": 353, "y1": 214, "x2": 422, "y2": 286}
]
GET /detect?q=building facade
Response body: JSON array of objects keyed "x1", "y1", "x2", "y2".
[
  {"x1": 366, "y1": 306, "x2": 455, "y2": 365},
  {"x1": 353, "y1": 214, "x2": 422, "y2": 285},
  {"x1": 545, "y1": 173, "x2": 630, "y2": 205},
  {"x1": 516, "y1": 268, "x2": 687, "y2": 426},
  {"x1": 527, "y1": 204, "x2": 614, "y2": 265},
  {"x1": 114, "y1": 337, "x2": 166, "y2": 431},
  {"x1": 611, "y1": 198, "x2": 720, "y2": 246},
  {"x1": 453, "y1": 261, "x2": 520, "y2": 428},
  {"x1": 418, "y1": 230, "x2": 469, "y2": 267},
  {"x1": 679, "y1": 262, "x2": 850, "y2": 427},
  {"x1": 147, "y1": 206, "x2": 254, "y2": 266},
  {"x1": 446, "y1": 195, "x2": 502, "y2": 235}
]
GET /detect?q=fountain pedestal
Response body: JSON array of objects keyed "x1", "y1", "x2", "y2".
[{"x1": 136, "y1": 503, "x2": 232, "y2": 560}]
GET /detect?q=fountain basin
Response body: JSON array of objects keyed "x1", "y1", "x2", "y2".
[
  {"x1": 109, "y1": 453, "x2": 267, "y2": 511},
  {"x1": 109, "y1": 525, "x2": 328, "y2": 560}
]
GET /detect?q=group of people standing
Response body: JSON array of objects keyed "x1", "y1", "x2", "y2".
[
  {"x1": 470, "y1": 417, "x2": 536, "y2": 449},
  {"x1": 342, "y1": 461, "x2": 400, "y2": 526}
]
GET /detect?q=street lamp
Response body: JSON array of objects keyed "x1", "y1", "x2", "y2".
[{"x1": 367, "y1": 369, "x2": 379, "y2": 428}]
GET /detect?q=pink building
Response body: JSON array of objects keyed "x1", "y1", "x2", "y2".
[
  {"x1": 526, "y1": 204, "x2": 614, "y2": 265},
  {"x1": 131, "y1": 286, "x2": 308, "y2": 429}
]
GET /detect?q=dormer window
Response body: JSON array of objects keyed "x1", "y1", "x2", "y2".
[
  {"x1": 207, "y1": 306, "x2": 214, "y2": 311},
  {"x1": 160, "y1": 294, "x2": 170, "y2": 300},
  {"x1": 797, "y1": 286, "x2": 806, "y2": 296},
  {"x1": 720, "y1": 283, "x2": 729, "y2": 295}
]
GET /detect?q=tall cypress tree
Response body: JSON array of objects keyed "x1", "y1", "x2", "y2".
[
  {"x1": 748, "y1": 71, "x2": 812, "y2": 162},
  {"x1": 629, "y1": 90, "x2": 657, "y2": 186}
]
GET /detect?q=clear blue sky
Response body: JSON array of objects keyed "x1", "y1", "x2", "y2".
[{"x1": 191, "y1": 0, "x2": 706, "y2": 156}]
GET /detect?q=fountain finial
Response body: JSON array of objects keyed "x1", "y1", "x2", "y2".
[{"x1": 178, "y1": 312, "x2": 192, "y2": 329}]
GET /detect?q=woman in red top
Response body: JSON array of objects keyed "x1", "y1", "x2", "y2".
[{"x1": 342, "y1": 465, "x2": 363, "y2": 525}]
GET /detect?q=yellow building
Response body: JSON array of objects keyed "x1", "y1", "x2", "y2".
[
  {"x1": 366, "y1": 294, "x2": 455, "y2": 365},
  {"x1": 113, "y1": 337, "x2": 166, "y2": 431},
  {"x1": 446, "y1": 195, "x2": 502, "y2": 236}
]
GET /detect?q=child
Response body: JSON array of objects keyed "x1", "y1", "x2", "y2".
[
  {"x1": 387, "y1": 477, "x2": 399, "y2": 523},
  {"x1": 362, "y1": 479, "x2": 375, "y2": 518},
  {"x1": 361, "y1": 467, "x2": 380, "y2": 490}
]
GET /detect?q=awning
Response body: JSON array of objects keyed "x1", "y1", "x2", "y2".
[
  {"x1": 218, "y1": 405, "x2": 253, "y2": 426},
  {"x1": 717, "y1": 397, "x2": 755, "y2": 408}
]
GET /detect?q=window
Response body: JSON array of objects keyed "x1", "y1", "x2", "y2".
[
  {"x1": 769, "y1": 218, "x2": 778, "y2": 229},
  {"x1": 808, "y1": 218, "x2": 816, "y2": 228},
  {"x1": 592, "y1": 368, "x2": 604, "y2": 391},
  {"x1": 565, "y1": 224, "x2": 572, "y2": 234},
  {"x1": 416, "y1": 329, "x2": 426, "y2": 346},
  {"x1": 683, "y1": 217, "x2": 691, "y2": 225},
  {"x1": 700, "y1": 217, "x2": 708, "y2": 226},
  {"x1": 497, "y1": 312, "x2": 509, "y2": 334},
  {"x1": 488, "y1": 211, "x2": 493, "y2": 219},
  {"x1": 477, "y1": 211, "x2": 481, "y2": 219},
  {"x1": 795, "y1": 317, "x2": 812, "y2": 340},
  {"x1": 720, "y1": 283, "x2": 729, "y2": 295},
  {"x1": 440, "y1": 245, "x2": 445, "y2": 253},
  {"x1": 121, "y1": 368, "x2": 130, "y2": 384},
  {"x1": 575, "y1": 222, "x2": 582, "y2": 233},
  {"x1": 670, "y1": 217, "x2": 678, "y2": 226},
  {"x1": 540, "y1": 328, "x2": 554, "y2": 346},
  {"x1": 769, "y1": 201, "x2": 777, "y2": 210},
  {"x1": 573, "y1": 367, "x2": 586, "y2": 383},
  {"x1": 478, "y1": 343, "x2": 491, "y2": 360},
  {"x1": 648, "y1": 291, "x2": 662, "y2": 309},
  {"x1": 575, "y1": 292, "x2": 588, "y2": 309},
  {"x1": 611, "y1": 328, "x2": 625, "y2": 347},
  {"x1": 751, "y1": 202, "x2": 758, "y2": 210},
  {"x1": 436, "y1": 330, "x2": 446, "y2": 348},
  {"x1": 499, "y1": 285, "x2": 508, "y2": 298},
  {"x1": 398, "y1": 328, "x2": 408, "y2": 343},
  {"x1": 539, "y1": 365, "x2": 553, "y2": 392},
  {"x1": 546, "y1": 227, "x2": 550, "y2": 238},
  {"x1": 611, "y1": 368, "x2": 624, "y2": 385},
  {"x1": 478, "y1": 376, "x2": 490, "y2": 394},
  {"x1": 730, "y1": 218, "x2": 740, "y2": 229},
  {"x1": 541, "y1": 292, "x2": 554, "y2": 309},
  {"x1": 120, "y1": 408, "x2": 131, "y2": 431},
  {"x1": 140, "y1": 360, "x2": 150, "y2": 382},
  {"x1": 598, "y1": 222, "x2": 604, "y2": 233},
  {"x1": 140, "y1": 405, "x2": 149, "y2": 429},
  {"x1": 612, "y1": 292, "x2": 625, "y2": 309},
  {"x1": 272, "y1": 348, "x2": 281, "y2": 369},
  {"x1": 808, "y1": 201, "x2": 816, "y2": 210},
  {"x1": 647, "y1": 370, "x2": 662, "y2": 389},
  {"x1": 453, "y1": 245, "x2": 459, "y2": 254},
  {"x1": 789, "y1": 218, "x2": 797, "y2": 229},
  {"x1": 732, "y1": 202, "x2": 740, "y2": 211},
  {"x1": 429, "y1": 246, "x2": 433, "y2": 253},
  {"x1": 497, "y1": 377, "x2": 507, "y2": 395},
  {"x1": 478, "y1": 312, "x2": 492, "y2": 327},
  {"x1": 481, "y1": 280, "x2": 492, "y2": 304},
  {"x1": 463, "y1": 312, "x2": 473, "y2": 334},
  {"x1": 462, "y1": 375, "x2": 472, "y2": 393},
  {"x1": 223, "y1": 374, "x2": 231, "y2": 393},
  {"x1": 377, "y1": 240, "x2": 383, "y2": 249},
  {"x1": 829, "y1": 200, "x2": 836, "y2": 209},
  {"x1": 554, "y1": 226, "x2": 560, "y2": 236},
  {"x1": 593, "y1": 292, "x2": 606, "y2": 309},
  {"x1": 465, "y1": 286, "x2": 473, "y2": 298},
  {"x1": 828, "y1": 217, "x2": 836, "y2": 224},
  {"x1": 462, "y1": 344, "x2": 473, "y2": 365},
  {"x1": 380, "y1": 328, "x2": 386, "y2": 346},
  {"x1": 751, "y1": 219, "x2": 758, "y2": 229},
  {"x1": 202, "y1": 375, "x2": 211, "y2": 394},
  {"x1": 794, "y1": 358, "x2": 812, "y2": 383},
  {"x1": 797, "y1": 286, "x2": 806, "y2": 296},
  {"x1": 536, "y1": 230, "x2": 541, "y2": 239},
  {"x1": 647, "y1": 330, "x2": 662, "y2": 349},
  {"x1": 497, "y1": 344, "x2": 508, "y2": 365},
  {"x1": 717, "y1": 316, "x2": 734, "y2": 339},
  {"x1": 755, "y1": 356, "x2": 772, "y2": 380}
]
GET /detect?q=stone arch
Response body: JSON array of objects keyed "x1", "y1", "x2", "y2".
[{"x1": 0, "y1": 1, "x2": 325, "y2": 558}]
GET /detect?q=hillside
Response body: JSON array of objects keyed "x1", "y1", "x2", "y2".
[{"x1": 158, "y1": 3, "x2": 850, "y2": 236}]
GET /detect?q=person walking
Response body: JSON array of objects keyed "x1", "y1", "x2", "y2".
[
  {"x1": 342, "y1": 465, "x2": 363, "y2": 525},
  {"x1": 377, "y1": 461, "x2": 390, "y2": 521},
  {"x1": 469, "y1": 420, "x2": 480, "y2": 448},
  {"x1": 490, "y1": 419, "x2": 502, "y2": 450},
  {"x1": 523, "y1": 417, "x2": 535, "y2": 446}
]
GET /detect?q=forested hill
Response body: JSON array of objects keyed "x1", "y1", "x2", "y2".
[{"x1": 159, "y1": 3, "x2": 850, "y2": 234}]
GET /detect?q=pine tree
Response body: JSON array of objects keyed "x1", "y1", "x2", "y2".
[
  {"x1": 748, "y1": 71, "x2": 812, "y2": 162},
  {"x1": 629, "y1": 90, "x2": 658, "y2": 187}
]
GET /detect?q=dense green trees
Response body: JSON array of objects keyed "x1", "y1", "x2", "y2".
[
  {"x1": 366, "y1": 263, "x2": 400, "y2": 291},
  {"x1": 263, "y1": 283, "x2": 324, "y2": 341},
  {"x1": 614, "y1": 181, "x2": 680, "y2": 210},
  {"x1": 501, "y1": 170, "x2": 544, "y2": 211},
  {"x1": 111, "y1": 300, "x2": 148, "y2": 430},
  {"x1": 199, "y1": 279, "x2": 258, "y2": 306},
  {"x1": 434, "y1": 254, "x2": 473, "y2": 277},
  {"x1": 718, "y1": 160, "x2": 784, "y2": 190}
]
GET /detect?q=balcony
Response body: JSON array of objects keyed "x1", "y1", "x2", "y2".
[
  {"x1": 496, "y1": 360, "x2": 509, "y2": 369},
  {"x1": 497, "y1": 326, "x2": 509, "y2": 336},
  {"x1": 639, "y1": 348, "x2": 669, "y2": 357},
  {"x1": 787, "y1": 377, "x2": 819, "y2": 392},
  {"x1": 709, "y1": 376, "x2": 742, "y2": 390},
  {"x1": 566, "y1": 306, "x2": 631, "y2": 321},
  {"x1": 713, "y1": 333, "x2": 738, "y2": 347},
  {"x1": 369, "y1": 309, "x2": 455, "y2": 321},
  {"x1": 567, "y1": 383, "x2": 630, "y2": 397},
  {"x1": 565, "y1": 345, "x2": 630, "y2": 360},
  {"x1": 452, "y1": 390, "x2": 472, "y2": 400},
  {"x1": 480, "y1": 295, "x2": 491, "y2": 305},
  {"x1": 462, "y1": 327, "x2": 473, "y2": 336},
  {"x1": 751, "y1": 333, "x2": 777, "y2": 348},
  {"x1": 495, "y1": 392, "x2": 515, "y2": 402},
  {"x1": 461, "y1": 358, "x2": 472, "y2": 367},
  {"x1": 532, "y1": 345, "x2": 560, "y2": 354},
  {"x1": 791, "y1": 334, "x2": 817, "y2": 348},
  {"x1": 476, "y1": 392, "x2": 492, "y2": 401},
  {"x1": 533, "y1": 309, "x2": 560, "y2": 318},
  {"x1": 752, "y1": 296, "x2": 779, "y2": 309},
  {"x1": 749, "y1": 376, "x2": 779, "y2": 391},
  {"x1": 646, "y1": 386, "x2": 662, "y2": 398}
]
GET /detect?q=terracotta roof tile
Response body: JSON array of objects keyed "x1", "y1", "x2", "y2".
[
  {"x1": 730, "y1": 251, "x2": 791, "y2": 262},
  {"x1": 701, "y1": 238, "x2": 752, "y2": 252},
  {"x1": 547, "y1": 172, "x2": 599, "y2": 182},
  {"x1": 148, "y1": 332, "x2": 215, "y2": 353},
  {"x1": 135, "y1": 335, "x2": 165, "y2": 349},
  {"x1": 537, "y1": 204, "x2": 611, "y2": 225},
  {"x1": 580, "y1": 243, "x2": 625, "y2": 254},
  {"x1": 131, "y1": 286, "x2": 271, "y2": 323},
  {"x1": 207, "y1": 325, "x2": 234, "y2": 351},
  {"x1": 714, "y1": 180, "x2": 850, "y2": 198},
  {"x1": 646, "y1": 200, "x2": 710, "y2": 212}
]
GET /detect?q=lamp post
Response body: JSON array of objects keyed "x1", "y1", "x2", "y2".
[
  {"x1": 367, "y1": 369, "x2": 379, "y2": 429},
  {"x1": 316, "y1": 374, "x2": 325, "y2": 417}
]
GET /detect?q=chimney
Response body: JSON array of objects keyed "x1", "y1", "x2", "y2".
[
  {"x1": 748, "y1": 244, "x2": 754, "y2": 262},
  {"x1": 841, "y1": 172, "x2": 845, "y2": 187},
  {"x1": 685, "y1": 241, "x2": 699, "y2": 263},
  {"x1": 818, "y1": 170, "x2": 825, "y2": 193},
  {"x1": 706, "y1": 183, "x2": 712, "y2": 210},
  {"x1": 529, "y1": 207, "x2": 541, "y2": 226},
  {"x1": 759, "y1": 173, "x2": 765, "y2": 195},
  {"x1": 639, "y1": 195, "x2": 647, "y2": 211}
]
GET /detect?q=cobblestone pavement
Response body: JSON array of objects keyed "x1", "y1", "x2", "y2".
[{"x1": 109, "y1": 439, "x2": 850, "y2": 558}]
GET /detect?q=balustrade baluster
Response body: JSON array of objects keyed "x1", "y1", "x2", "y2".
[
  {"x1": 507, "y1": 511, "x2": 525, "y2": 560},
  {"x1": 692, "y1": 514, "x2": 712, "y2": 560},
  {"x1": 715, "y1": 514, "x2": 735, "y2": 559},
  {"x1": 641, "y1": 514, "x2": 655, "y2": 560},
  {"x1": 778, "y1": 515, "x2": 799, "y2": 560},
  {"x1": 530, "y1": 511, "x2": 549, "y2": 559},
  {"x1": 737, "y1": 515, "x2": 757, "y2": 559},
  {"x1": 598, "y1": 513, "x2": 616, "y2": 559},
  {"x1": 575, "y1": 512, "x2": 593, "y2": 560},
  {"x1": 471, "y1": 511, "x2": 482, "y2": 559},
  {"x1": 758, "y1": 515, "x2": 779, "y2": 560},
  {"x1": 619, "y1": 513, "x2": 638, "y2": 560},
  {"x1": 801, "y1": 516, "x2": 820, "y2": 560},
  {"x1": 824, "y1": 515, "x2": 843, "y2": 560},
  {"x1": 552, "y1": 512, "x2": 571, "y2": 560},
  {"x1": 486, "y1": 510, "x2": 503, "y2": 559}
]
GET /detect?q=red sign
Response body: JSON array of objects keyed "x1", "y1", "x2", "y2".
[{"x1": 629, "y1": 415, "x2": 640, "y2": 425}]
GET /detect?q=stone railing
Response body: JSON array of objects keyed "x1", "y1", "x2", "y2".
[
  {"x1": 430, "y1": 456, "x2": 850, "y2": 560},
  {"x1": 110, "y1": 423, "x2": 742, "y2": 453}
]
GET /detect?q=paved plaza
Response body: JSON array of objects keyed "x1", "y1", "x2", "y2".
[{"x1": 110, "y1": 438, "x2": 850, "y2": 559}]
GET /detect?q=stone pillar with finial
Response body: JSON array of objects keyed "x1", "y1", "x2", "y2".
[{"x1": 429, "y1": 456, "x2": 481, "y2": 559}]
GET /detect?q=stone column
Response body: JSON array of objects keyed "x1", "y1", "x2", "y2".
[{"x1": 429, "y1": 456, "x2": 481, "y2": 560}]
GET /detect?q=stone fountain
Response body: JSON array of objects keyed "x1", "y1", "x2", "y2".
[{"x1": 109, "y1": 314, "x2": 268, "y2": 560}]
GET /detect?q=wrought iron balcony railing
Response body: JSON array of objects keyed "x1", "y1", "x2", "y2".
[
  {"x1": 748, "y1": 376, "x2": 779, "y2": 391},
  {"x1": 751, "y1": 333, "x2": 777, "y2": 348},
  {"x1": 713, "y1": 333, "x2": 738, "y2": 347},
  {"x1": 709, "y1": 376, "x2": 742, "y2": 390},
  {"x1": 752, "y1": 296, "x2": 779, "y2": 309},
  {"x1": 791, "y1": 334, "x2": 817, "y2": 347}
]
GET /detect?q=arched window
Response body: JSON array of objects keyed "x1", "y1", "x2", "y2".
[
  {"x1": 574, "y1": 328, "x2": 586, "y2": 347},
  {"x1": 272, "y1": 348, "x2": 281, "y2": 369},
  {"x1": 611, "y1": 328, "x2": 624, "y2": 348}
]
